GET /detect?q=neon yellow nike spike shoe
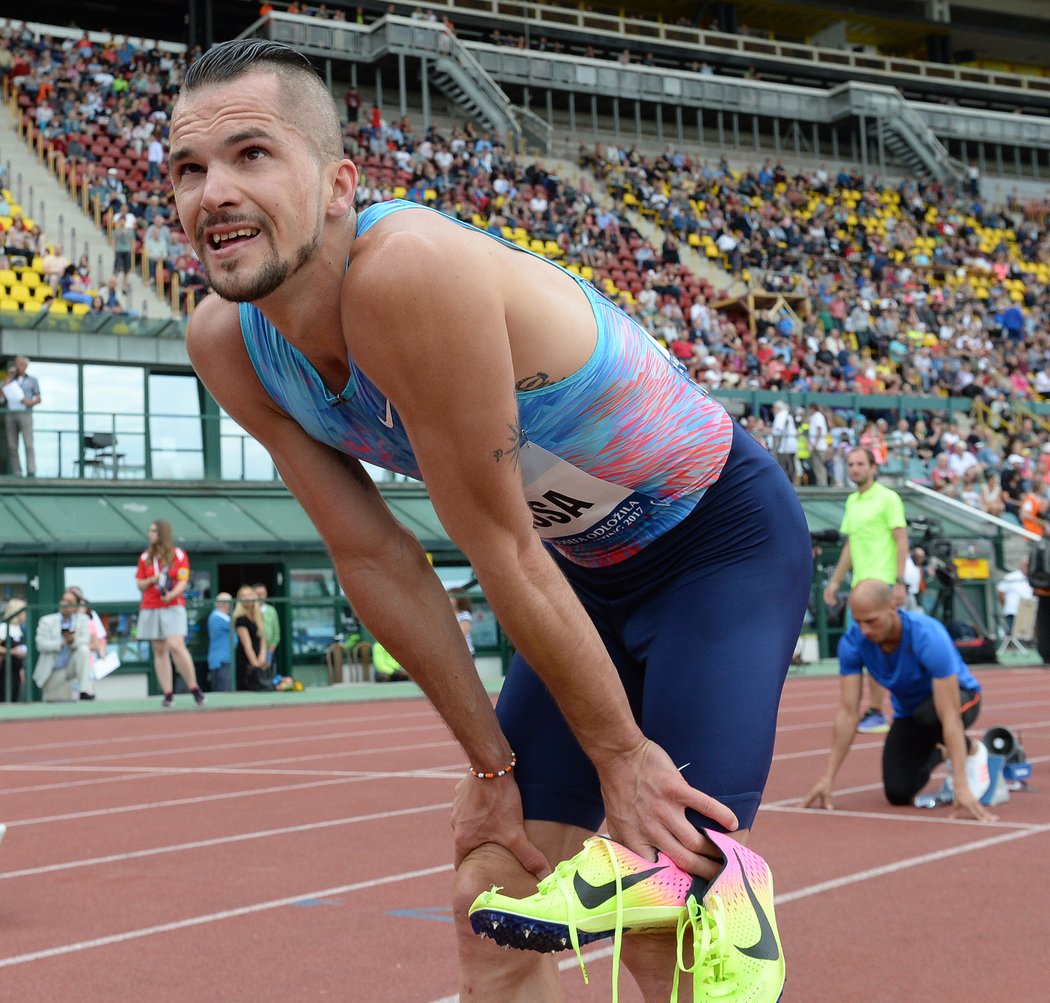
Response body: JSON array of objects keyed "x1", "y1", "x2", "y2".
[
  {"x1": 469, "y1": 834, "x2": 694, "y2": 952},
  {"x1": 673, "y1": 828, "x2": 785, "y2": 1002},
  {"x1": 469, "y1": 834, "x2": 695, "y2": 998}
]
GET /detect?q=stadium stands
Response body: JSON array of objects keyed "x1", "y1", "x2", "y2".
[{"x1": 6, "y1": 11, "x2": 1050, "y2": 515}]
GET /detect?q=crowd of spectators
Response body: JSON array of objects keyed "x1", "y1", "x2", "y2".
[
  {"x1": 2, "y1": 19, "x2": 195, "y2": 310},
  {"x1": 9, "y1": 18, "x2": 1050, "y2": 509}
]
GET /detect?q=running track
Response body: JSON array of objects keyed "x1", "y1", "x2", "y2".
[{"x1": 1, "y1": 666, "x2": 1046, "y2": 1001}]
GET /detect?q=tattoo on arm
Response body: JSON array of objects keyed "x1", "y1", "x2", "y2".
[
  {"x1": 493, "y1": 423, "x2": 524, "y2": 468},
  {"x1": 515, "y1": 372, "x2": 557, "y2": 391}
]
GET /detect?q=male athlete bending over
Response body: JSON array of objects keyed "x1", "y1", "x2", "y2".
[{"x1": 171, "y1": 39, "x2": 811, "y2": 1001}]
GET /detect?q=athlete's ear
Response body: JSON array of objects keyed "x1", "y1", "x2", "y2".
[{"x1": 327, "y1": 158, "x2": 358, "y2": 219}]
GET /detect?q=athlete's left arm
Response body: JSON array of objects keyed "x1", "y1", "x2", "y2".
[
  {"x1": 347, "y1": 227, "x2": 737, "y2": 870},
  {"x1": 891, "y1": 525, "x2": 909, "y2": 605},
  {"x1": 931, "y1": 676, "x2": 994, "y2": 821}
]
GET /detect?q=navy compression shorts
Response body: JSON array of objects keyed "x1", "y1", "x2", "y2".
[{"x1": 496, "y1": 420, "x2": 813, "y2": 833}]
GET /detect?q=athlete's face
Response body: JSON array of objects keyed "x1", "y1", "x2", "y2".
[
  {"x1": 169, "y1": 72, "x2": 328, "y2": 303},
  {"x1": 850, "y1": 600, "x2": 898, "y2": 645},
  {"x1": 846, "y1": 450, "x2": 874, "y2": 488}
]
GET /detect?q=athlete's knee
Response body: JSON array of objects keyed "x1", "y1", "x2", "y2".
[
  {"x1": 884, "y1": 779, "x2": 917, "y2": 806},
  {"x1": 452, "y1": 843, "x2": 537, "y2": 928},
  {"x1": 620, "y1": 930, "x2": 679, "y2": 994}
]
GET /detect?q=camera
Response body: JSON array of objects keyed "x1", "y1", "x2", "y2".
[{"x1": 908, "y1": 516, "x2": 953, "y2": 567}]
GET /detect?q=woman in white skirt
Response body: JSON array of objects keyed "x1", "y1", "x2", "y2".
[{"x1": 135, "y1": 519, "x2": 206, "y2": 708}]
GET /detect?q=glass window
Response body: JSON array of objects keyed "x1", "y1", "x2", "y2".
[
  {"x1": 289, "y1": 567, "x2": 343, "y2": 659},
  {"x1": 64, "y1": 565, "x2": 141, "y2": 604},
  {"x1": 220, "y1": 410, "x2": 277, "y2": 480},
  {"x1": 149, "y1": 374, "x2": 203, "y2": 479},
  {"x1": 83, "y1": 364, "x2": 146, "y2": 477},
  {"x1": 26, "y1": 361, "x2": 80, "y2": 477}
]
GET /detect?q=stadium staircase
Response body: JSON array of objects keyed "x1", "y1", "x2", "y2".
[
  {"x1": 0, "y1": 100, "x2": 171, "y2": 320},
  {"x1": 424, "y1": 29, "x2": 551, "y2": 156}
]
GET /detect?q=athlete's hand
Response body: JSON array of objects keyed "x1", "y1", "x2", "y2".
[
  {"x1": 802, "y1": 777, "x2": 834, "y2": 810},
  {"x1": 822, "y1": 584, "x2": 839, "y2": 607},
  {"x1": 951, "y1": 786, "x2": 998, "y2": 822},
  {"x1": 451, "y1": 773, "x2": 550, "y2": 880},
  {"x1": 598, "y1": 738, "x2": 738, "y2": 876}
]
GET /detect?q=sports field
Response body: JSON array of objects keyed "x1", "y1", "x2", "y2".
[{"x1": 0, "y1": 665, "x2": 1046, "y2": 1001}]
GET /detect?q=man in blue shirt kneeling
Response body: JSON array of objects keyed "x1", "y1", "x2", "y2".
[{"x1": 804, "y1": 579, "x2": 997, "y2": 821}]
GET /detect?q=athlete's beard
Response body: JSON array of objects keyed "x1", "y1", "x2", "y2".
[{"x1": 206, "y1": 227, "x2": 320, "y2": 303}]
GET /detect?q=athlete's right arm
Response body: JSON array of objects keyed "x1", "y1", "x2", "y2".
[
  {"x1": 186, "y1": 297, "x2": 548, "y2": 874},
  {"x1": 802, "y1": 672, "x2": 862, "y2": 810}
]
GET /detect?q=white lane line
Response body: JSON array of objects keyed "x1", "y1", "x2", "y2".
[
  {"x1": 4, "y1": 770, "x2": 454, "y2": 829},
  {"x1": 0, "y1": 862, "x2": 455, "y2": 970},
  {"x1": 0, "y1": 742, "x2": 463, "y2": 796},
  {"x1": 3, "y1": 722, "x2": 448, "y2": 767},
  {"x1": 0, "y1": 802, "x2": 453, "y2": 881},
  {"x1": 760, "y1": 803, "x2": 1041, "y2": 830},
  {"x1": 0, "y1": 708, "x2": 439, "y2": 756},
  {"x1": 774, "y1": 823, "x2": 1050, "y2": 905}
]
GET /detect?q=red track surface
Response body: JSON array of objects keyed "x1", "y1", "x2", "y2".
[{"x1": 1, "y1": 667, "x2": 1047, "y2": 1002}]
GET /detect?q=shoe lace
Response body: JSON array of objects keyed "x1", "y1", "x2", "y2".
[
  {"x1": 543, "y1": 838, "x2": 626, "y2": 1003},
  {"x1": 671, "y1": 893, "x2": 737, "y2": 1001}
]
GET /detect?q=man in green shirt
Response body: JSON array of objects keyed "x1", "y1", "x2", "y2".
[
  {"x1": 822, "y1": 446, "x2": 909, "y2": 732},
  {"x1": 254, "y1": 582, "x2": 281, "y2": 673}
]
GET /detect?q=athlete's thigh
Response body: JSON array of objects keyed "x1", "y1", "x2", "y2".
[
  {"x1": 496, "y1": 626, "x2": 643, "y2": 832},
  {"x1": 631, "y1": 534, "x2": 811, "y2": 831}
]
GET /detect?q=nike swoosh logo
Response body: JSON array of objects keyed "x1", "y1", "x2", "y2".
[
  {"x1": 573, "y1": 864, "x2": 667, "y2": 910},
  {"x1": 378, "y1": 398, "x2": 395, "y2": 428},
  {"x1": 734, "y1": 849, "x2": 780, "y2": 962}
]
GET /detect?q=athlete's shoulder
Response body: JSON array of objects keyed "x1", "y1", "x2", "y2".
[
  {"x1": 348, "y1": 209, "x2": 502, "y2": 314},
  {"x1": 186, "y1": 293, "x2": 243, "y2": 362}
]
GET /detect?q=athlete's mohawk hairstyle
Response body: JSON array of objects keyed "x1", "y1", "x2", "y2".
[{"x1": 183, "y1": 37, "x2": 322, "y2": 91}]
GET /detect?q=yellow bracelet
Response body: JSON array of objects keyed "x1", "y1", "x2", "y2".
[{"x1": 468, "y1": 751, "x2": 517, "y2": 780}]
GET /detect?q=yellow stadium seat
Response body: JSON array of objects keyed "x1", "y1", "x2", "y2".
[
  {"x1": 48, "y1": 300, "x2": 69, "y2": 314},
  {"x1": 501, "y1": 225, "x2": 513, "y2": 239},
  {"x1": 34, "y1": 286, "x2": 51, "y2": 303},
  {"x1": 687, "y1": 233, "x2": 701, "y2": 247},
  {"x1": 424, "y1": 189, "x2": 437, "y2": 202},
  {"x1": 71, "y1": 302, "x2": 91, "y2": 316},
  {"x1": 623, "y1": 192, "x2": 639, "y2": 207},
  {"x1": 580, "y1": 266, "x2": 594, "y2": 282},
  {"x1": 530, "y1": 239, "x2": 545, "y2": 253},
  {"x1": 392, "y1": 185, "x2": 407, "y2": 199},
  {"x1": 544, "y1": 241, "x2": 563, "y2": 258},
  {"x1": 0, "y1": 268, "x2": 17, "y2": 289},
  {"x1": 10, "y1": 284, "x2": 30, "y2": 304},
  {"x1": 20, "y1": 270, "x2": 40, "y2": 289},
  {"x1": 0, "y1": 297, "x2": 20, "y2": 312}
]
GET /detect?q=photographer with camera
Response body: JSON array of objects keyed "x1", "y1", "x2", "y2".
[
  {"x1": 803, "y1": 580, "x2": 997, "y2": 822},
  {"x1": 135, "y1": 519, "x2": 206, "y2": 709},
  {"x1": 31, "y1": 590, "x2": 91, "y2": 702},
  {"x1": 822, "y1": 446, "x2": 909, "y2": 733}
]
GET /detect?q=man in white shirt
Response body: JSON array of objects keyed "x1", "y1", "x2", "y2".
[
  {"x1": 3, "y1": 356, "x2": 41, "y2": 477},
  {"x1": 947, "y1": 440, "x2": 979, "y2": 480},
  {"x1": 771, "y1": 400, "x2": 798, "y2": 483},
  {"x1": 997, "y1": 562, "x2": 1034, "y2": 639},
  {"x1": 806, "y1": 402, "x2": 829, "y2": 486}
]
